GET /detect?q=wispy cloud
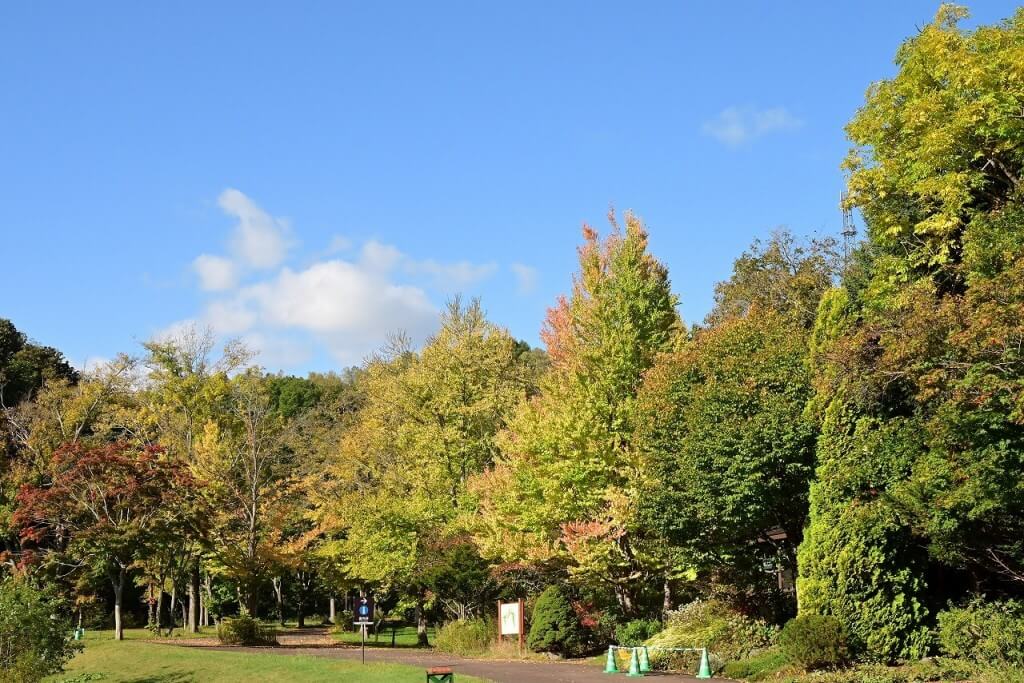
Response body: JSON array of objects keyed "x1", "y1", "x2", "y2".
[
  {"x1": 702, "y1": 106, "x2": 802, "y2": 147},
  {"x1": 510, "y1": 263, "x2": 538, "y2": 294}
]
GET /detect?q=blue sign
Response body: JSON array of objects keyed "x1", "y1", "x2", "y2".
[{"x1": 354, "y1": 597, "x2": 374, "y2": 624}]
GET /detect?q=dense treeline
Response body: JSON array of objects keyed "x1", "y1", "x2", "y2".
[{"x1": 2, "y1": 4, "x2": 1023, "y2": 680}]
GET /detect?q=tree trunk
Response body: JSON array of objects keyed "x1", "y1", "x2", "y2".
[
  {"x1": 415, "y1": 597, "x2": 429, "y2": 646},
  {"x1": 329, "y1": 597, "x2": 336, "y2": 624},
  {"x1": 244, "y1": 585, "x2": 258, "y2": 618},
  {"x1": 155, "y1": 581, "x2": 164, "y2": 634},
  {"x1": 147, "y1": 582, "x2": 155, "y2": 629},
  {"x1": 663, "y1": 577, "x2": 673, "y2": 614},
  {"x1": 614, "y1": 584, "x2": 635, "y2": 616},
  {"x1": 188, "y1": 563, "x2": 200, "y2": 633},
  {"x1": 111, "y1": 567, "x2": 126, "y2": 641},
  {"x1": 180, "y1": 599, "x2": 187, "y2": 629},
  {"x1": 170, "y1": 586, "x2": 177, "y2": 629},
  {"x1": 273, "y1": 576, "x2": 285, "y2": 626},
  {"x1": 203, "y1": 574, "x2": 212, "y2": 627}
]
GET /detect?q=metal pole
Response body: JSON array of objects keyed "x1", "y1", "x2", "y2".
[{"x1": 361, "y1": 624, "x2": 365, "y2": 664}]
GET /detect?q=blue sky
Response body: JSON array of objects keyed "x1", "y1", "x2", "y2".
[{"x1": 2, "y1": 2, "x2": 1016, "y2": 373}]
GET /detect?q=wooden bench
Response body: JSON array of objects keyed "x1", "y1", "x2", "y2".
[{"x1": 426, "y1": 666, "x2": 454, "y2": 682}]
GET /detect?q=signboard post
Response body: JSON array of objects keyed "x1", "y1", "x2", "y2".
[
  {"x1": 498, "y1": 598, "x2": 525, "y2": 653},
  {"x1": 354, "y1": 596, "x2": 375, "y2": 664}
]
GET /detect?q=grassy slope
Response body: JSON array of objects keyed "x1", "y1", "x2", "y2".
[{"x1": 49, "y1": 629, "x2": 486, "y2": 683}]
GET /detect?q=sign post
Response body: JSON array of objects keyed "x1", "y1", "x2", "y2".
[
  {"x1": 354, "y1": 596, "x2": 375, "y2": 664},
  {"x1": 498, "y1": 598, "x2": 525, "y2": 653}
]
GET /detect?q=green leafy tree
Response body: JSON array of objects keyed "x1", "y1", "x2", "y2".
[
  {"x1": 475, "y1": 212, "x2": 680, "y2": 615},
  {"x1": 637, "y1": 310, "x2": 816, "y2": 611},
  {"x1": 195, "y1": 369, "x2": 294, "y2": 617},
  {"x1": 315, "y1": 298, "x2": 527, "y2": 643},
  {"x1": 0, "y1": 319, "x2": 77, "y2": 410},
  {"x1": 0, "y1": 575, "x2": 79, "y2": 681},
  {"x1": 636, "y1": 231, "x2": 834, "y2": 616}
]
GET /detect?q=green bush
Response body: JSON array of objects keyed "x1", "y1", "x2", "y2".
[
  {"x1": 434, "y1": 618, "x2": 491, "y2": 655},
  {"x1": 937, "y1": 599, "x2": 1024, "y2": 668},
  {"x1": 526, "y1": 585, "x2": 587, "y2": 657},
  {"x1": 615, "y1": 618, "x2": 661, "y2": 646},
  {"x1": 216, "y1": 615, "x2": 277, "y2": 645},
  {"x1": 779, "y1": 615, "x2": 847, "y2": 671},
  {"x1": 645, "y1": 599, "x2": 778, "y2": 670},
  {"x1": 0, "y1": 576, "x2": 79, "y2": 682}
]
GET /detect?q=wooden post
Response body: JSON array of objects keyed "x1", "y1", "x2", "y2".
[{"x1": 518, "y1": 598, "x2": 525, "y2": 653}]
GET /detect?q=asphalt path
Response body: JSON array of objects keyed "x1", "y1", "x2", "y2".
[
  {"x1": 226, "y1": 644, "x2": 709, "y2": 683},
  {"x1": 155, "y1": 628, "x2": 717, "y2": 682}
]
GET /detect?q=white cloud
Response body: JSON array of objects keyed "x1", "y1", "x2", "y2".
[
  {"x1": 326, "y1": 234, "x2": 352, "y2": 254},
  {"x1": 171, "y1": 191, "x2": 507, "y2": 369},
  {"x1": 204, "y1": 299, "x2": 257, "y2": 334},
  {"x1": 242, "y1": 260, "x2": 435, "y2": 335},
  {"x1": 75, "y1": 356, "x2": 111, "y2": 373},
  {"x1": 408, "y1": 259, "x2": 498, "y2": 289},
  {"x1": 702, "y1": 106, "x2": 802, "y2": 147},
  {"x1": 194, "y1": 254, "x2": 440, "y2": 366},
  {"x1": 218, "y1": 188, "x2": 291, "y2": 269},
  {"x1": 509, "y1": 262, "x2": 538, "y2": 294},
  {"x1": 241, "y1": 332, "x2": 313, "y2": 370},
  {"x1": 153, "y1": 318, "x2": 202, "y2": 343},
  {"x1": 360, "y1": 240, "x2": 404, "y2": 273},
  {"x1": 193, "y1": 254, "x2": 238, "y2": 291}
]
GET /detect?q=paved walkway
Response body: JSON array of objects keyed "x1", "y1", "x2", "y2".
[
  {"x1": 232, "y1": 645, "x2": 707, "y2": 682},
  {"x1": 159, "y1": 628, "x2": 711, "y2": 682}
]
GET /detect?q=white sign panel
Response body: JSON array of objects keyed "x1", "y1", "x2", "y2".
[{"x1": 499, "y1": 601, "x2": 520, "y2": 636}]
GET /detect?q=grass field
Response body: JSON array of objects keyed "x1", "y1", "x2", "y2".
[
  {"x1": 332, "y1": 625, "x2": 436, "y2": 648},
  {"x1": 48, "y1": 629, "x2": 485, "y2": 683}
]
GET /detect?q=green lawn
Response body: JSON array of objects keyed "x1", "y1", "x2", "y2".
[
  {"x1": 332, "y1": 625, "x2": 436, "y2": 648},
  {"x1": 49, "y1": 629, "x2": 484, "y2": 683}
]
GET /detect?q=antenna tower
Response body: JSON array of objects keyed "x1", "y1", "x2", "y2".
[{"x1": 840, "y1": 190, "x2": 857, "y2": 266}]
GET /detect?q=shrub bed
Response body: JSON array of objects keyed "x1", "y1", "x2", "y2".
[
  {"x1": 216, "y1": 615, "x2": 277, "y2": 645},
  {"x1": 779, "y1": 614, "x2": 847, "y2": 671},
  {"x1": 644, "y1": 599, "x2": 778, "y2": 671},
  {"x1": 937, "y1": 599, "x2": 1024, "y2": 669},
  {"x1": 434, "y1": 618, "x2": 491, "y2": 655}
]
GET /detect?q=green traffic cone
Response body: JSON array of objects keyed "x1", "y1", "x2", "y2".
[
  {"x1": 697, "y1": 647, "x2": 712, "y2": 679},
  {"x1": 603, "y1": 646, "x2": 618, "y2": 673},
  {"x1": 626, "y1": 647, "x2": 643, "y2": 677},
  {"x1": 638, "y1": 646, "x2": 651, "y2": 673}
]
